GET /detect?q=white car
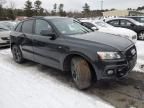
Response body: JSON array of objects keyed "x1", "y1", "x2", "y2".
[
  {"x1": 81, "y1": 20, "x2": 137, "y2": 43},
  {"x1": 0, "y1": 24, "x2": 11, "y2": 47}
]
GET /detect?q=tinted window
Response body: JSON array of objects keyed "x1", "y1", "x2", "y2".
[
  {"x1": 22, "y1": 20, "x2": 34, "y2": 34},
  {"x1": 15, "y1": 22, "x2": 22, "y2": 32},
  {"x1": 35, "y1": 19, "x2": 52, "y2": 35},
  {"x1": 108, "y1": 20, "x2": 119, "y2": 26},
  {"x1": 140, "y1": 17, "x2": 144, "y2": 23},
  {"x1": 120, "y1": 20, "x2": 132, "y2": 26},
  {"x1": 83, "y1": 22, "x2": 95, "y2": 28}
]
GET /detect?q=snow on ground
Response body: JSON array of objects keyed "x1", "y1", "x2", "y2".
[
  {"x1": 133, "y1": 41, "x2": 144, "y2": 72},
  {"x1": 0, "y1": 49, "x2": 113, "y2": 108}
]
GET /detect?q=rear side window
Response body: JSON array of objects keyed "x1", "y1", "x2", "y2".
[
  {"x1": 22, "y1": 20, "x2": 34, "y2": 34},
  {"x1": 15, "y1": 22, "x2": 22, "y2": 32},
  {"x1": 35, "y1": 19, "x2": 52, "y2": 35},
  {"x1": 108, "y1": 20, "x2": 119, "y2": 26}
]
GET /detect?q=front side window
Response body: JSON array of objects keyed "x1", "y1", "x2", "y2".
[
  {"x1": 22, "y1": 20, "x2": 34, "y2": 34},
  {"x1": 35, "y1": 19, "x2": 52, "y2": 35},
  {"x1": 51, "y1": 18, "x2": 92, "y2": 35},
  {"x1": 108, "y1": 20, "x2": 119, "y2": 26},
  {"x1": 120, "y1": 20, "x2": 132, "y2": 26}
]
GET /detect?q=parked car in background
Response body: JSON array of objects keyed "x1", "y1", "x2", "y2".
[
  {"x1": 126, "y1": 16, "x2": 144, "y2": 23},
  {"x1": 106, "y1": 18, "x2": 144, "y2": 40},
  {"x1": 0, "y1": 24, "x2": 11, "y2": 47},
  {"x1": 81, "y1": 19, "x2": 137, "y2": 43},
  {"x1": 0, "y1": 21, "x2": 16, "y2": 30},
  {"x1": 10, "y1": 16, "x2": 137, "y2": 89}
]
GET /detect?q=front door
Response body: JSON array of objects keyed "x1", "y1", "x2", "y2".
[
  {"x1": 32, "y1": 19, "x2": 64, "y2": 69},
  {"x1": 20, "y1": 19, "x2": 34, "y2": 60}
]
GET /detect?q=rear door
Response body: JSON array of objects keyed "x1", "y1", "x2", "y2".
[{"x1": 119, "y1": 19, "x2": 137, "y2": 32}]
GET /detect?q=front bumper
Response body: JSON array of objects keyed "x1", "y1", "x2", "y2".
[{"x1": 94, "y1": 45, "x2": 137, "y2": 80}]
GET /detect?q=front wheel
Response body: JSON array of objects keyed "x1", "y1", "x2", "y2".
[
  {"x1": 11, "y1": 45, "x2": 25, "y2": 63},
  {"x1": 138, "y1": 31, "x2": 144, "y2": 40},
  {"x1": 71, "y1": 57, "x2": 92, "y2": 89}
]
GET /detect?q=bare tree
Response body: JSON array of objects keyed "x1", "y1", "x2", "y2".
[
  {"x1": 0, "y1": 0, "x2": 6, "y2": 5},
  {"x1": 9, "y1": 0, "x2": 15, "y2": 9},
  {"x1": 0, "y1": 0, "x2": 6, "y2": 17},
  {"x1": 6, "y1": 0, "x2": 16, "y2": 20}
]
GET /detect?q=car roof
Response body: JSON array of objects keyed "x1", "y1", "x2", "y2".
[
  {"x1": 31, "y1": 16, "x2": 70, "y2": 20},
  {"x1": 106, "y1": 17, "x2": 134, "y2": 22},
  {"x1": 127, "y1": 16, "x2": 144, "y2": 17}
]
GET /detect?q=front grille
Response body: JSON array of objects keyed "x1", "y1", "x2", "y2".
[{"x1": 125, "y1": 45, "x2": 136, "y2": 61}]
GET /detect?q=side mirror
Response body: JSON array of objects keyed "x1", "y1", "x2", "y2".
[
  {"x1": 40, "y1": 30, "x2": 56, "y2": 40},
  {"x1": 91, "y1": 27, "x2": 99, "y2": 31},
  {"x1": 130, "y1": 23, "x2": 135, "y2": 27}
]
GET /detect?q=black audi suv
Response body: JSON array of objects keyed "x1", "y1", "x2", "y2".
[{"x1": 10, "y1": 16, "x2": 137, "y2": 89}]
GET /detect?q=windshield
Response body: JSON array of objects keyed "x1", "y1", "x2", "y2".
[
  {"x1": 95, "y1": 21, "x2": 113, "y2": 28},
  {"x1": 52, "y1": 18, "x2": 92, "y2": 35}
]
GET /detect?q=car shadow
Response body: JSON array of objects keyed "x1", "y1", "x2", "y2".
[{"x1": 20, "y1": 61, "x2": 144, "y2": 108}]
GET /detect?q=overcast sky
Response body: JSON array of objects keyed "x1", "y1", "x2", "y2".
[{"x1": 5, "y1": 0, "x2": 144, "y2": 11}]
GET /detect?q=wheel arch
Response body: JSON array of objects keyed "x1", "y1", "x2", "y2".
[{"x1": 63, "y1": 52, "x2": 97, "y2": 80}]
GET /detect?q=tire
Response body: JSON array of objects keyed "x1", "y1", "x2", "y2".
[
  {"x1": 11, "y1": 45, "x2": 24, "y2": 63},
  {"x1": 138, "y1": 31, "x2": 144, "y2": 40},
  {"x1": 71, "y1": 57, "x2": 92, "y2": 89}
]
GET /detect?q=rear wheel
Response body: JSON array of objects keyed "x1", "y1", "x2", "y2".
[
  {"x1": 138, "y1": 31, "x2": 144, "y2": 40},
  {"x1": 12, "y1": 45, "x2": 25, "y2": 63},
  {"x1": 71, "y1": 57, "x2": 92, "y2": 89}
]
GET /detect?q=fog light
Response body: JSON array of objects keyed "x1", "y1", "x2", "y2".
[{"x1": 107, "y1": 70, "x2": 114, "y2": 75}]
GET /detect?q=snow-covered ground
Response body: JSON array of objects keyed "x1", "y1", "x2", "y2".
[
  {"x1": 0, "y1": 48, "x2": 113, "y2": 108},
  {"x1": 0, "y1": 41, "x2": 143, "y2": 108}
]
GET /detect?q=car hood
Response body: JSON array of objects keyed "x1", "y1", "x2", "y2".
[
  {"x1": 99, "y1": 27, "x2": 136, "y2": 37},
  {"x1": 68, "y1": 31, "x2": 133, "y2": 51},
  {"x1": 0, "y1": 31, "x2": 10, "y2": 37}
]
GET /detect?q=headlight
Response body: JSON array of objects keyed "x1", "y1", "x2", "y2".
[{"x1": 97, "y1": 52, "x2": 122, "y2": 60}]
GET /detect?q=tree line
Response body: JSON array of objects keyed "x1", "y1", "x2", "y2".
[
  {"x1": 0, "y1": 0, "x2": 105, "y2": 20},
  {"x1": 0, "y1": 0, "x2": 143, "y2": 20}
]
